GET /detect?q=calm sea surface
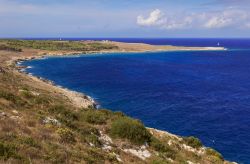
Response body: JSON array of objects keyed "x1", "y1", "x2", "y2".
[{"x1": 22, "y1": 39, "x2": 250, "y2": 163}]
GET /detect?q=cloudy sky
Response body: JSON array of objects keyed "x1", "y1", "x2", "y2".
[{"x1": 0, "y1": 0, "x2": 250, "y2": 38}]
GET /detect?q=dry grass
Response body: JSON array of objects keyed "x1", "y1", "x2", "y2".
[{"x1": 0, "y1": 44, "x2": 232, "y2": 163}]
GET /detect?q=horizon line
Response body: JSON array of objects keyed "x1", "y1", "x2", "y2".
[{"x1": 1, "y1": 37, "x2": 250, "y2": 39}]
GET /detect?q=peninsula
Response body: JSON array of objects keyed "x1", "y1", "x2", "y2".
[{"x1": 0, "y1": 40, "x2": 232, "y2": 163}]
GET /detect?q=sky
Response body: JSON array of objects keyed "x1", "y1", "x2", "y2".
[{"x1": 0, "y1": 0, "x2": 250, "y2": 38}]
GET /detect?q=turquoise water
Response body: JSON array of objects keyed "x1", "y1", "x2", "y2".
[{"x1": 22, "y1": 39, "x2": 250, "y2": 163}]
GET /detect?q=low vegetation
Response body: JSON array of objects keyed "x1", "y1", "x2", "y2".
[
  {"x1": 183, "y1": 136, "x2": 203, "y2": 148},
  {"x1": 149, "y1": 137, "x2": 177, "y2": 159},
  {"x1": 0, "y1": 44, "x2": 22, "y2": 52},
  {"x1": 206, "y1": 148, "x2": 224, "y2": 161},
  {"x1": 84, "y1": 109, "x2": 108, "y2": 124},
  {"x1": 56, "y1": 128, "x2": 76, "y2": 144},
  {"x1": 0, "y1": 41, "x2": 232, "y2": 163},
  {"x1": 0, "y1": 39, "x2": 118, "y2": 52},
  {"x1": 0, "y1": 142, "x2": 20, "y2": 160},
  {"x1": 110, "y1": 117, "x2": 152, "y2": 145}
]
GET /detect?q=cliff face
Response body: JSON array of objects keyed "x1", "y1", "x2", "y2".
[{"x1": 0, "y1": 40, "x2": 232, "y2": 163}]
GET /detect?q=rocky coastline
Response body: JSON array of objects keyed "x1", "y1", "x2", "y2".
[
  {"x1": 0, "y1": 40, "x2": 234, "y2": 163},
  {"x1": 10, "y1": 41, "x2": 227, "y2": 115},
  {"x1": 14, "y1": 57, "x2": 98, "y2": 109}
]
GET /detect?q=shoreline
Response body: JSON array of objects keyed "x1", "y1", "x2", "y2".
[
  {"x1": 15, "y1": 59, "x2": 97, "y2": 109},
  {"x1": 0, "y1": 39, "x2": 237, "y2": 163},
  {"x1": 14, "y1": 57, "x2": 237, "y2": 163},
  {"x1": 12, "y1": 44, "x2": 226, "y2": 109}
]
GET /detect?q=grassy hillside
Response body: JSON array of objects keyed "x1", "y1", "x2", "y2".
[{"x1": 0, "y1": 41, "x2": 232, "y2": 163}]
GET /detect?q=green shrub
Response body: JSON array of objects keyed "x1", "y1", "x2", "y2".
[
  {"x1": 19, "y1": 86, "x2": 29, "y2": 91},
  {"x1": 110, "y1": 117, "x2": 151, "y2": 145},
  {"x1": 113, "y1": 111, "x2": 125, "y2": 117},
  {"x1": 0, "y1": 90, "x2": 18, "y2": 102},
  {"x1": 49, "y1": 105, "x2": 78, "y2": 121},
  {"x1": 4, "y1": 40, "x2": 118, "y2": 52},
  {"x1": 78, "y1": 124, "x2": 99, "y2": 136},
  {"x1": 183, "y1": 136, "x2": 202, "y2": 148},
  {"x1": 150, "y1": 137, "x2": 176, "y2": 159},
  {"x1": 56, "y1": 128, "x2": 76, "y2": 144},
  {"x1": 86, "y1": 148, "x2": 105, "y2": 163},
  {"x1": 20, "y1": 90, "x2": 34, "y2": 99},
  {"x1": 43, "y1": 145, "x2": 68, "y2": 163},
  {"x1": 98, "y1": 109, "x2": 113, "y2": 116},
  {"x1": 106, "y1": 153, "x2": 118, "y2": 162},
  {"x1": 20, "y1": 137, "x2": 40, "y2": 148},
  {"x1": 34, "y1": 95, "x2": 51, "y2": 105},
  {"x1": 150, "y1": 137, "x2": 166, "y2": 151},
  {"x1": 206, "y1": 148, "x2": 224, "y2": 161},
  {"x1": 0, "y1": 142, "x2": 19, "y2": 160},
  {"x1": 84, "y1": 110, "x2": 107, "y2": 124},
  {"x1": 0, "y1": 90, "x2": 25, "y2": 106},
  {"x1": 84, "y1": 134, "x2": 102, "y2": 147},
  {"x1": 0, "y1": 44, "x2": 22, "y2": 52}
]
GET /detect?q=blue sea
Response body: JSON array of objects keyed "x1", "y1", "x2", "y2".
[{"x1": 22, "y1": 38, "x2": 250, "y2": 163}]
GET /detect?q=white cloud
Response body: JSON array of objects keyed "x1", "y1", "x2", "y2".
[
  {"x1": 137, "y1": 9, "x2": 163, "y2": 26},
  {"x1": 162, "y1": 16, "x2": 193, "y2": 29},
  {"x1": 204, "y1": 16, "x2": 232, "y2": 28},
  {"x1": 137, "y1": 8, "x2": 250, "y2": 30},
  {"x1": 137, "y1": 9, "x2": 193, "y2": 30}
]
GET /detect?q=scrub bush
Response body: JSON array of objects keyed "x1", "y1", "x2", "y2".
[
  {"x1": 56, "y1": 128, "x2": 75, "y2": 144},
  {"x1": 84, "y1": 110, "x2": 107, "y2": 124},
  {"x1": 110, "y1": 117, "x2": 151, "y2": 145},
  {"x1": 183, "y1": 136, "x2": 202, "y2": 148},
  {"x1": 206, "y1": 148, "x2": 224, "y2": 161}
]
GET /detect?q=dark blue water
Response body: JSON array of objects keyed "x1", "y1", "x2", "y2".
[{"x1": 22, "y1": 39, "x2": 250, "y2": 163}]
